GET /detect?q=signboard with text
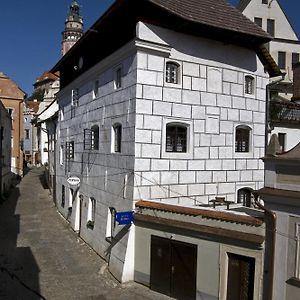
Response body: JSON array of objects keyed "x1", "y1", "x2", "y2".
[
  {"x1": 67, "y1": 176, "x2": 81, "y2": 186},
  {"x1": 115, "y1": 211, "x2": 134, "y2": 225}
]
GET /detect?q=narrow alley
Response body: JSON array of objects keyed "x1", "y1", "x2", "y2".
[{"x1": 0, "y1": 168, "x2": 168, "y2": 300}]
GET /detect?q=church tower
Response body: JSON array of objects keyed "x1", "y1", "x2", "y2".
[{"x1": 61, "y1": 1, "x2": 83, "y2": 56}]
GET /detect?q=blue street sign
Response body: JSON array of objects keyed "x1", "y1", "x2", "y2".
[{"x1": 115, "y1": 211, "x2": 134, "y2": 225}]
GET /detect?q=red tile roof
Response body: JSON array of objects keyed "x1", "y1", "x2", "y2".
[{"x1": 148, "y1": 0, "x2": 270, "y2": 40}]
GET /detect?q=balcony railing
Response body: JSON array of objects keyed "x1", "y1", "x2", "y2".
[{"x1": 269, "y1": 101, "x2": 300, "y2": 124}]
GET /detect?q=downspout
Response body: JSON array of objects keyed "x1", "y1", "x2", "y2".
[
  {"x1": 265, "y1": 73, "x2": 286, "y2": 155},
  {"x1": 253, "y1": 192, "x2": 276, "y2": 300}
]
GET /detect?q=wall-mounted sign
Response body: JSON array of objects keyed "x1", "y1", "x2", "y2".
[
  {"x1": 115, "y1": 211, "x2": 134, "y2": 225},
  {"x1": 67, "y1": 176, "x2": 81, "y2": 186}
]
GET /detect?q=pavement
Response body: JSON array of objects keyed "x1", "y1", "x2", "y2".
[{"x1": 0, "y1": 167, "x2": 170, "y2": 300}]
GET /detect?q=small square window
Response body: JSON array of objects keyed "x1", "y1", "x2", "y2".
[
  {"x1": 262, "y1": 0, "x2": 268, "y2": 4},
  {"x1": 254, "y1": 17, "x2": 262, "y2": 27}
]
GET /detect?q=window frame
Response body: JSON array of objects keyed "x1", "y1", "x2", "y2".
[
  {"x1": 166, "y1": 124, "x2": 187, "y2": 153},
  {"x1": 93, "y1": 80, "x2": 99, "y2": 99},
  {"x1": 161, "y1": 118, "x2": 193, "y2": 159},
  {"x1": 237, "y1": 188, "x2": 253, "y2": 207},
  {"x1": 245, "y1": 75, "x2": 255, "y2": 95},
  {"x1": 267, "y1": 19, "x2": 275, "y2": 37},
  {"x1": 278, "y1": 51, "x2": 286, "y2": 69},
  {"x1": 114, "y1": 66, "x2": 122, "y2": 89},
  {"x1": 112, "y1": 123, "x2": 122, "y2": 153},
  {"x1": 292, "y1": 53, "x2": 300, "y2": 67},
  {"x1": 254, "y1": 17, "x2": 262, "y2": 28},
  {"x1": 235, "y1": 125, "x2": 251, "y2": 153},
  {"x1": 165, "y1": 61, "x2": 180, "y2": 84}
]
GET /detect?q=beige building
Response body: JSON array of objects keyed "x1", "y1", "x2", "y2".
[{"x1": 0, "y1": 72, "x2": 25, "y2": 176}]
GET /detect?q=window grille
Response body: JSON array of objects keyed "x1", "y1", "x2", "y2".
[
  {"x1": 245, "y1": 76, "x2": 255, "y2": 94},
  {"x1": 166, "y1": 62, "x2": 179, "y2": 84},
  {"x1": 235, "y1": 126, "x2": 250, "y2": 153},
  {"x1": 166, "y1": 124, "x2": 187, "y2": 152}
]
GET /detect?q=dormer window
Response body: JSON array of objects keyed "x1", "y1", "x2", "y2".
[
  {"x1": 245, "y1": 75, "x2": 255, "y2": 94},
  {"x1": 166, "y1": 62, "x2": 179, "y2": 84}
]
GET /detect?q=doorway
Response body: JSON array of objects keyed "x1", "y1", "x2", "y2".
[
  {"x1": 226, "y1": 253, "x2": 255, "y2": 300},
  {"x1": 150, "y1": 235, "x2": 197, "y2": 300}
]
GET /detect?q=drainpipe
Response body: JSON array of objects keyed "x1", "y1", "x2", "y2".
[
  {"x1": 265, "y1": 73, "x2": 286, "y2": 155},
  {"x1": 253, "y1": 192, "x2": 276, "y2": 300}
]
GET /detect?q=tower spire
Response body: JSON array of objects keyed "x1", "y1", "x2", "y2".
[{"x1": 61, "y1": 0, "x2": 83, "y2": 56}]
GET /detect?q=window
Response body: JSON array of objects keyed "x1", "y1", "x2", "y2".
[
  {"x1": 71, "y1": 88, "x2": 79, "y2": 107},
  {"x1": 66, "y1": 141, "x2": 74, "y2": 160},
  {"x1": 7, "y1": 108, "x2": 14, "y2": 119},
  {"x1": 254, "y1": 17, "x2": 262, "y2": 27},
  {"x1": 235, "y1": 126, "x2": 251, "y2": 153},
  {"x1": 245, "y1": 75, "x2": 255, "y2": 94},
  {"x1": 166, "y1": 62, "x2": 179, "y2": 84},
  {"x1": 61, "y1": 185, "x2": 65, "y2": 208},
  {"x1": 91, "y1": 125, "x2": 99, "y2": 150},
  {"x1": 278, "y1": 133, "x2": 286, "y2": 152},
  {"x1": 112, "y1": 123, "x2": 122, "y2": 153},
  {"x1": 25, "y1": 129, "x2": 30, "y2": 139},
  {"x1": 71, "y1": 88, "x2": 79, "y2": 118},
  {"x1": 166, "y1": 124, "x2": 187, "y2": 152},
  {"x1": 292, "y1": 53, "x2": 300, "y2": 67},
  {"x1": 60, "y1": 144, "x2": 64, "y2": 165},
  {"x1": 87, "y1": 197, "x2": 96, "y2": 229},
  {"x1": 93, "y1": 80, "x2": 99, "y2": 98},
  {"x1": 115, "y1": 67, "x2": 122, "y2": 89},
  {"x1": 278, "y1": 51, "x2": 286, "y2": 69},
  {"x1": 237, "y1": 188, "x2": 253, "y2": 207},
  {"x1": 69, "y1": 188, "x2": 74, "y2": 208},
  {"x1": 262, "y1": 0, "x2": 268, "y2": 4},
  {"x1": 84, "y1": 125, "x2": 99, "y2": 150},
  {"x1": 267, "y1": 19, "x2": 275, "y2": 36}
]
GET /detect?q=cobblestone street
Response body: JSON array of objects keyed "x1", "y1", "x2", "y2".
[{"x1": 0, "y1": 168, "x2": 169, "y2": 300}]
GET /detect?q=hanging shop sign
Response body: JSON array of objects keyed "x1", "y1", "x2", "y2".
[
  {"x1": 67, "y1": 176, "x2": 81, "y2": 186},
  {"x1": 115, "y1": 211, "x2": 134, "y2": 225}
]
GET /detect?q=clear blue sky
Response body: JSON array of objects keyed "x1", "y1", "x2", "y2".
[{"x1": 0, "y1": 0, "x2": 299, "y2": 96}]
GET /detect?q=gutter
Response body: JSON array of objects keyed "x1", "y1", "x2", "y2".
[{"x1": 253, "y1": 192, "x2": 276, "y2": 300}]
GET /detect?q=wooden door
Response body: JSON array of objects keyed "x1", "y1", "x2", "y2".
[
  {"x1": 150, "y1": 236, "x2": 171, "y2": 296},
  {"x1": 150, "y1": 236, "x2": 197, "y2": 300},
  {"x1": 171, "y1": 240, "x2": 197, "y2": 300},
  {"x1": 226, "y1": 253, "x2": 255, "y2": 300}
]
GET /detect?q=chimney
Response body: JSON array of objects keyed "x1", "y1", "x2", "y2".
[{"x1": 292, "y1": 62, "x2": 300, "y2": 103}]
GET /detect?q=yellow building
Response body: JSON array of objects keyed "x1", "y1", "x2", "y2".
[{"x1": 0, "y1": 72, "x2": 26, "y2": 176}]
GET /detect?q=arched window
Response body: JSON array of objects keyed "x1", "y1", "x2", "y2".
[
  {"x1": 245, "y1": 75, "x2": 255, "y2": 94},
  {"x1": 237, "y1": 188, "x2": 253, "y2": 207},
  {"x1": 112, "y1": 123, "x2": 122, "y2": 153},
  {"x1": 166, "y1": 124, "x2": 187, "y2": 152},
  {"x1": 166, "y1": 62, "x2": 179, "y2": 84},
  {"x1": 235, "y1": 126, "x2": 251, "y2": 153},
  {"x1": 91, "y1": 125, "x2": 99, "y2": 150},
  {"x1": 87, "y1": 197, "x2": 96, "y2": 229}
]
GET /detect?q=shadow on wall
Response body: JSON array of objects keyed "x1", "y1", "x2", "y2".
[{"x1": 0, "y1": 186, "x2": 44, "y2": 299}]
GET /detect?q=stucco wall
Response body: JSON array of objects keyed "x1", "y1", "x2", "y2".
[{"x1": 134, "y1": 22, "x2": 267, "y2": 205}]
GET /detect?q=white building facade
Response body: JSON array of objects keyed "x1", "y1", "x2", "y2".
[{"x1": 53, "y1": 0, "x2": 280, "y2": 297}]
